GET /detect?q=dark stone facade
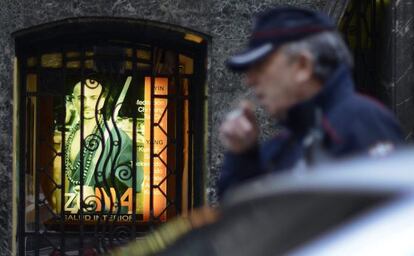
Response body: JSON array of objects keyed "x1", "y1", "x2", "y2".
[
  {"x1": 7, "y1": 0, "x2": 414, "y2": 254},
  {"x1": 4, "y1": 0, "x2": 414, "y2": 253},
  {"x1": 0, "y1": 1, "x2": 327, "y2": 253},
  {"x1": 392, "y1": 0, "x2": 414, "y2": 139},
  {"x1": 2, "y1": 0, "x2": 414, "y2": 254}
]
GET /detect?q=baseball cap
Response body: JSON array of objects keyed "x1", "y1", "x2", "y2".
[{"x1": 226, "y1": 7, "x2": 336, "y2": 72}]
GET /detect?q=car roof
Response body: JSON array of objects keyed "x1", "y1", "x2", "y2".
[
  {"x1": 222, "y1": 147, "x2": 414, "y2": 208},
  {"x1": 288, "y1": 194, "x2": 414, "y2": 255}
]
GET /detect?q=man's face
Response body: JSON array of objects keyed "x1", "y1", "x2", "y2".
[
  {"x1": 72, "y1": 79, "x2": 104, "y2": 120},
  {"x1": 245, "y1": 49, "x2": 310, "y2": 118}
]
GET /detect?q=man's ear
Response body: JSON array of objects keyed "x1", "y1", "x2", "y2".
[{"x1": 294, "y1": 51, "x2": 314, "y2": 84}]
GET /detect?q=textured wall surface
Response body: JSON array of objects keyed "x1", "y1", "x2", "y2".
[
  {"x1": 0, "y1": 0, "x2": 327, "y2": 254},
  {"x1": 393, "y1": 0, "x2": 414, "y2": 139},
  {"x1": 375, "y1": 0, "x2": 414, "y2": 140}
]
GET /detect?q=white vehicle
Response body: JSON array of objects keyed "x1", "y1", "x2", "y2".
[{"x1": 161, "y1": 149, "x2": 414, "y2": 256}]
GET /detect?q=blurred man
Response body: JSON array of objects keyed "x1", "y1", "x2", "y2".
[{"x1": 218, "y1": 7, "x2": 404, "y2": 196}]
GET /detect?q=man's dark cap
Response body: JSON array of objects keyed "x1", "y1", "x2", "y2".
[{"x1": 226, "y1": 7, "x2": 336, "y2": 72}]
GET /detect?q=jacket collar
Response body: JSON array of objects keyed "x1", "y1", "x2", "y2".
[
  {"x1": 312, "y1": 64, "x2": 354, "y2": 111},
  {"x1": 282, "y1": 64, "x2": 355, "y2": 135}
]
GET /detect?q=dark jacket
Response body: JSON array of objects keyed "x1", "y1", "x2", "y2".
[{"x1": 219, "y1": 65, "x2": 404, "y2": 196}]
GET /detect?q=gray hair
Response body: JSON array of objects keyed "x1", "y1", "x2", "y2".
[{"x1": 281, "y1": 31, "x2": 354, "y2": 81}]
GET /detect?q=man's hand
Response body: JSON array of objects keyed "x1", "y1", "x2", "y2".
[{"x1": 219, "y1": 101, "x2": 259, "y2": 154}]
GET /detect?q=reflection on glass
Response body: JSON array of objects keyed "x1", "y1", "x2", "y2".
[
  {"x1": 62, "y1": 78, "x2": 144, "y2": 217},
  {"x1": 125, "y1": 61, "x2": 133, "y2": 70},
  {"x1": 41, "y1": 53, "x2": 62, "y2": 68},
  {"x1": 126, "y1": 48, "x2": 133, "y2": 58},
  {"x1": 27, "y1": 57, "x2": 37, "y2": 67},
  {"x1": 137, "y1": 49, "x2": 151, "y2": 60},
  {"x1": 137, "y1": 63, "x2": 151, "y2": 71},
  {"x1": 66, "y1": 61, "x2": 80, "y2": 69},
  {"x1": 66, "y1": 52, "x2": 81, "y2": 58},
  {"x1": 179, "y1": 54, "x2": 194, "y2": 74},
  {"x1": 24, "y1": 48, "x2": 184, "y2": 228},
  {"x1": 85, "y1": 60, "x2": 94, "y2": 69}
]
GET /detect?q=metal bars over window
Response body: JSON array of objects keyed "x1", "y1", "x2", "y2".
[{"x1": 15, "y1": 19, "x2": 207, "y2": 255}]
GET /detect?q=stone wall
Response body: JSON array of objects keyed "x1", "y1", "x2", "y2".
[
  {"x1": 0, "y1": 0, "x2": 326, "y2": 254},
  {"x1": 372, "y1": 0, "x2": 414, "y2": 140},
  {"x1": 393, "y1": 0, "x2": 414, "y2": 139}
]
